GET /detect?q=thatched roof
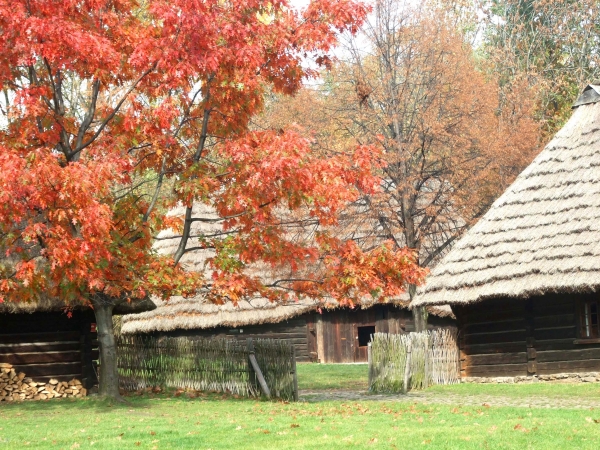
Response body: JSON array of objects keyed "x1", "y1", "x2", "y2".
[
  {"x1": 0, "y1": 296, "x2": 156, "y2": 315},
  {"x1": 412, "y1": 86, "x2": 600, "y2": 307},
  {"x1": 120, "y1": 295, "x2": 453, "y2": 334},
  {"x1": 121, "y1": 203, "x2": 453, "y2": 334}
]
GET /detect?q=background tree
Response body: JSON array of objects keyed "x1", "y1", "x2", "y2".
[
  {"x1": 260, "y1": 0, "x2": 542, "y2": 330},
  {"x1": 0, "y1": 0, "x2": 428, "y2": 399},
  {"x1": 483, "y1": 0, "x2": 600, "y2": 135}
]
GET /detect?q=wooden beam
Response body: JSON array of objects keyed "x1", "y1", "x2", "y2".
[
  {"x1": 248, "y1": 354, "x2": 270, "y2": 399},
  {"x1": 291, "y1": 346, "x2": 298, "y2": 402},
  {"x1": 0, "y1": 351, "x2": 81, "y2": 365},
  {"x1": 315, "y1": 314, "x2": 324, "y2": 363},
  {"x1": 403, "y1": 343, "x2": 412, "y2": 394},
  {"x1": 246, "y1": 338, "x2": 270, "y2": 399}
]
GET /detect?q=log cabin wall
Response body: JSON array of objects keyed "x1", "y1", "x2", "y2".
[
  {"x1": 157, "y1": 316, "x2": 312, "y2": 362},
  {"x1": 0, "y1": 311, "x2": 98, "y2": 388},
  {"x1": 315, "y1": 305, "x2": 456, "y2": 363},
  {"x1": 455, "y1": 294, "x2": 600, "y2": 378},
  {"x1": 533, "y1": 293, "x2": 600, "y2": 374},
  {"x1": 315, "y1": 308, "x2": 375, "y2": 363}
]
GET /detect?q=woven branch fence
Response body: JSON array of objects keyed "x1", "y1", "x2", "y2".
[
  {"x1": 368, "y1": 328, "x2": 460, "y2": 393},
  {"x1": 117, "y1": 335, "x2": 297, "y2": 401}
]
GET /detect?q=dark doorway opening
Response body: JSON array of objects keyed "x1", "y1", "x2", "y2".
[{"x1": 357, "y1": 325, "x2": 375, "y2": 347}]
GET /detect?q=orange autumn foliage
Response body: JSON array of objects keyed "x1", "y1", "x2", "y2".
[
  {"x1": 0, "y1": 0, "x2": 425, "y2": 319},
  {"x1": 260, "y1": 0, "x2": 542, "y2": 273}
]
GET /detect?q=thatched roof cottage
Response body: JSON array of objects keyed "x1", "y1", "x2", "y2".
[
  {"x1": 121, "y1": 293, "x2": 453, "y2": 363},
  {"x1": 412, "y1": 84, "x2": 600, "y2": 378},
  {"x1": 122, "y1": 204, "x2": 454, "y2": 363}
]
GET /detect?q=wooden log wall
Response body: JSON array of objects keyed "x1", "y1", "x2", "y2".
[
  {"x1": 533, "y1": 294, "x2": 600, "y2": 374},
  {"x1": 455, "y1": 294, "x2": 600, "y2": 378},
  {"x1": 0, "y1": 311, "x2": 98, "y2": 388},
  {"x1": 160, "y1": 317, "x2": 311, "y2": 362},
  {"x1": 315, "y1": 305, "x2": 456, "y2": 363},
  {"x1": 455, "y1": 299, "x2": 528, "y2": 377},
  {"x1": 316, "y1": 309, "x2": 372, "y2": 363}
]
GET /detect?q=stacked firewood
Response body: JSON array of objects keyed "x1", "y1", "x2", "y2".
[{"x1": 0, "y1": 363, "x2": 87, "y2": 402}]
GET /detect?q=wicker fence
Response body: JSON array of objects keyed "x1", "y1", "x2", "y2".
[
  {"x1": 117, "y1": 335, "x2": 298, "y2": 401},
  {"x1": 368, "y1": 328, "x2": 460, "y2": 393}
]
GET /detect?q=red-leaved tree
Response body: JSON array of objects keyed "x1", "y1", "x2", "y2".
[{"x1": 0, "y1": 0, "x2": 426, "y2": 399}]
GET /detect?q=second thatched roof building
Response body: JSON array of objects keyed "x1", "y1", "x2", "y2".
[{"x1": 412, "y1": 84, "x2": 600, "y2": 379}]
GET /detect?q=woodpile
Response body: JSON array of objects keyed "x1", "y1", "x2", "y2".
[{"x1": 0, "y1": 363, "x2": 86, "y2": 402}]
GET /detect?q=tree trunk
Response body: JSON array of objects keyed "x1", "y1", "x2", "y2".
[
  {"x1": 409, "y1": 284, "x2": 428, "y2": 332},
  {"x1": 92, "y1": 299, "x2": 121, "y2": 400}
]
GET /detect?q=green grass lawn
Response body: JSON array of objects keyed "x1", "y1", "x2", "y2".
[
  {"x1": 297, "y1": 362, "x2": 600, "y2": 400},
  {"x1": 3, "y1": 365, "x2": 600, "y2": 448},
  {"x1": 297, "y1": 363, "x2": 368, "y2": 390},
  {"x1": 2, "y1": 393, "x2": 600, "y2": 449},
  {"x1": 427, "y1": 382, "x2": 600, "y2": 399}
]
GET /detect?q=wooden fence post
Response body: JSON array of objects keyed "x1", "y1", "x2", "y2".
[
  {"x1": 423, "y1": 333, "x2": 429, "y2": 389},
  {"x1": 403, "y1": 341, "x2": 412, "y2": 394},
  {"x1": 247, "y1": 338, "x2": 271, "y2": 399},
  {"x1": 291, "y1": 345, "x2": 298, "y2": 402},
  {"x1": 367, "y1": 342, "x2": 372, "y2": 390}
]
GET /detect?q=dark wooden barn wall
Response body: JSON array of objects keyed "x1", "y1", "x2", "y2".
[
  {"x1": 158, "y1": 316, "x2": 312, "y2": 362},
  {"x1": 316, "y1": 305, "x2": 455, "y2": 363},
  {"x1": 455, "y1": 294, "x2": 600, "y2": 378},
  {"x1": 316, "y1": 308, "x2": 376, "y2": 363},
  {"x1": 0, "y1": 311, "x2": 98, "y2": 388}
]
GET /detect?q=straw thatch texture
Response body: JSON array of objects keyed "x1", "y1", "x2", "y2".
[
  {"x1": 121, "y1": 294, "x2": 453, "y2": 334},
  {"x1": 0, "y1": 296, "x2": 155, "y2": 315},
  {"x1": 121, "y1": 296, "x2": 321, "y2": 334},
  {"x1": 413, "y1": 98, "x2": 600, "y2": 307}
]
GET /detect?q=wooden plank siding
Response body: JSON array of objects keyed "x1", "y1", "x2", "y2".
[
  {"x1": 456, "y1": 294, "x2": 600, "y2": 378},
  {"x1": 456, "y1": 299, "x2": 529, "y2": 377},
  {"x1": 0, "y1": 311, "x2": 98, "y2": 387},
  {"x1": 315, "y1": 305, "x2": 455, "y2": 363}
]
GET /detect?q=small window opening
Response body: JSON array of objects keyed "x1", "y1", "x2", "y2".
[
  {"x1": 357, "y1": 326, "x2": 375, "y2": 347},
  {"x1": 581, "y1": 300, "x2": 600, "y2": 338}
]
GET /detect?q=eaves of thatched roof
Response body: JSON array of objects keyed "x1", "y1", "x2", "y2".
[
  {"x1": 120, "y1": 294, "x2": 453, "y2": 335},
  {"x1": 0, "y1": 296, "x2": 156, "y2": 315},
  {"x1": 412, "y1": 87, "x2": 600, "y2": 307}
]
